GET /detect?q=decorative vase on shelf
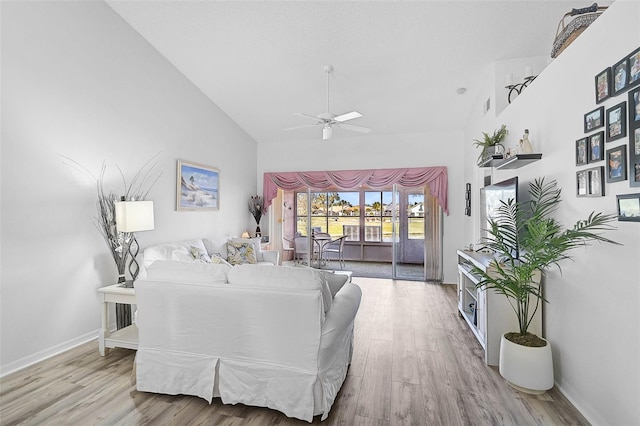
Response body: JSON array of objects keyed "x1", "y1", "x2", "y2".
[
  {"x1": 255, "y1": 225, "x2": 261, "y2": 238},
  {"x1": 520, "y1": 129, "x2": 533, "y2": 154}
]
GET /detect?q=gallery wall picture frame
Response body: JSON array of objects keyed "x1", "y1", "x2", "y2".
[
  {"x1": 584, "y1": 106, "x2": 604, "y2": 133},
  {"x1": 576, "y1": 170, "x2": 589, "y2": 197},
  {"x1": 616, "y1": 193, "x2": 640, "y2": 222},
  {"x1": 464, "y1": 183, "x2": 471, "y2": 216},
  {"x1": 587, "y1": 166, "x2": 605, "y2": 197},
  {"x1": 576, "y1": 137, "x2": 588, "y2": 165},
  {"x1": 588, "y1": 131, "x2": 604, "y2": 163},
  {"x1": 606, "y1": 144, "x2": 627, "y2": 183},
  {"x1": 176, "y1": 160, "x2": 220, "y2": 211},
  {"x1": 595, "y1": 67, "x2": 611, "y2": 103},
  {"x1": 606, "y1": 101, "x2": 627, "y2": 142},
  {"x1": 627, "y1": 47, "x2": 640, "y2": 90},
  {"x1": 630, "y1": 127, "x2": 640, "y2": 187},
  {"x1": 612, "y1": 58, "x2": 629, "y2": 96},
  {"x1": 629, "y1": 87, "x2": 640, "y2": 126}
]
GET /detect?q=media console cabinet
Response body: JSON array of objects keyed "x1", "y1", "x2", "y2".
[{"x1": 456, "y1": 249, "x2": 542, "y2": 366}]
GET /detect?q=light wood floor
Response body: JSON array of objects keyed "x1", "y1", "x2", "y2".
[{"x1": 0, "y1": 278, "x2": 589, "y2": 425}]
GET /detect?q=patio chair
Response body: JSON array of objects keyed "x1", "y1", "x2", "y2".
[
  {"x1": 322, "y1": 236, "x2": 346, "y2": 269},
  {"x1": 293, "y1": 236, "x2": 315, "y2": 265}
]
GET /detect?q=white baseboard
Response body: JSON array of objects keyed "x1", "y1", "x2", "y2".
[
  {"x1": 0, "y1": 329, "x2": 99, "y2": 378},
  {"x1": 554, "y1": 382, "x2": 600, "y2": 426}
]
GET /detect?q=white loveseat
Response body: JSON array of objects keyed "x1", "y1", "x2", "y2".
[{"x1": 134, "y1": 262, "x2": 361, "y2": 422}]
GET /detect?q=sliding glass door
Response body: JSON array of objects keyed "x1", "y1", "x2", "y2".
[{"x1": 392, "y1": 184, "x2": 443, "y2": 281}]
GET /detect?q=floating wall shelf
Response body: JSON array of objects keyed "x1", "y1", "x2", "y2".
[{"x1": 494, "y1": 153, "x2": 542, "y2": 169}]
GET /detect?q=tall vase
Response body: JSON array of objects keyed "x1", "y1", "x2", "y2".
[
  {"x1": 255, "y1": 225, "x2": 261, "y2": 238},
  {"x1": 115, "y1": 255, "x2": 131, "y2": 329}
]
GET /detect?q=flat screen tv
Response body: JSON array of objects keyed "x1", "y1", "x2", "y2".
[{"x1": 479, "y1": 177, "x2": 519, "y2": 243}]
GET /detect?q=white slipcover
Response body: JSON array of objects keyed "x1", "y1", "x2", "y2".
[{"x1": 134, "y1": 264, "x2": 361, "y2": 422}]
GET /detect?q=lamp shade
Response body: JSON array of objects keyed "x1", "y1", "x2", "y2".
[{"x1": 115, "y1": 200, "x2": 155, "y2": 233}]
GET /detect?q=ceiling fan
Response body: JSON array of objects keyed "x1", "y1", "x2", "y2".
[{"x1": 284, "y1": 65, "x2": 371, "y2": 140}]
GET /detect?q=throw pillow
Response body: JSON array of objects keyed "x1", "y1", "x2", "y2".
[
  {"x1": 321, "y1": 271, "x2": 349, "y2": 298},
  {"x1": 226, "y1": 241, "x2": 257, "y2": 265},
  {"x1": 190, "y1": 245, "x2": 212, "y2": 263},
  {"x1": 210, "y1": 253, "x2": 232, "y2": 267},
  {"x1": 230, "y1": 237, "x2": 263, "y2": 262}
]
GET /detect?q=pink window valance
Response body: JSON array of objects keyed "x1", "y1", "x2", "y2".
[{"x1": 263, "y1": 166, "x2": 448, "y2": 215}]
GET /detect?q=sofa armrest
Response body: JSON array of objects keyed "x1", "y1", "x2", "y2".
[{"x1": 262, "y1": 249, "x2": 280, "y2": 265}]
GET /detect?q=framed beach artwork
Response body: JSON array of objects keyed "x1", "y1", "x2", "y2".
[{"x1": 176, "y1": 160, "x2": 220, "y2": 211}]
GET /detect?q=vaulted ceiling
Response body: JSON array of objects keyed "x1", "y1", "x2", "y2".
[{"x1": 106, "y1": 1, "x2": 610, "y2": 144}]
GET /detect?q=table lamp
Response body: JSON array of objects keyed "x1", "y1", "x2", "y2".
[{"x1": 115, "y1": 199, "x2": 154, "y2": 287}]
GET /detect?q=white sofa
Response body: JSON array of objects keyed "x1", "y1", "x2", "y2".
[
  {"x1": 134, "y1": 262, "x2": 361, "y2": 422},
  {"x1": 140, "y1": 237, "x2": 280, "y2": 277}
]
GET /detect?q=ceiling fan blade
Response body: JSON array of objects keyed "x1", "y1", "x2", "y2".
[
  {"x1": 338, "y1": 123, "x2": 371, "y2": 134},
  {"x1": 334, "y1": 111, "x2": 363, "y2": 122},
  {"x1": 284, "y1": 123, "x2": 319, "y2": 131},
  {"x1": 293, "y1": 112, "x2": 321, "y2": 121}
]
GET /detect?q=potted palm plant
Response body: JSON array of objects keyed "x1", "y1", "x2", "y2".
[
  {"x1": 474, "y1": 124, "x2": 508, "y2": 166},
  {"x1": 472, "y1": 178, "x2": 618, "y2": 393}
]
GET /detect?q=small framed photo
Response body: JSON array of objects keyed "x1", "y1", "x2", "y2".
[
  {"x1": 595, "y1": 67, "x2": 611, "y2": 103},
  {"x1": 616, "y1": 193, "x2": 640, "y2": 222},
  {"x1": 630, "y1": 127, "x2": 640, "y2": 187},
  {"x1": 588, "y1": 131, "x2": 604, "y2": 163},
  {"x1": 576, "y1": 137, "x2": 588, "y2": 165},
  {"x1": 587, "y1": 166, "x2": 604, "y2": 197},
  {"x1": 584, "y1": 106, "x2": 604, "y2": 133},
  {"x1": 576, "y1": 170, "x2": 588, "y2": 197},
  {"x1": 627, "y1": 47, "x2": 640, "y2": 89},
  {"x1": 612, "y1": 58, "x2": 629, "y2": 96},
  {"x1": 606, "y1": 101, "x2": 627, "y2": 142},
  {"x1": 606, "y1": 145, "x2": 627, "y2": 183},
  {"x1": 629, "y1": 87, "x2": 640, "y2": 125},
  {"x1": 176, "y1": 160, "x2": 220, "y2": 211}
]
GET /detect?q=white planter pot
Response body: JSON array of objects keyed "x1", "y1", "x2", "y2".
[{"x1": 499, "y1": 333, "x2": 554, "y2": 394}]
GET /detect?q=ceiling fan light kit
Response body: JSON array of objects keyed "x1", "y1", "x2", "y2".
[{"x1": 284, "y1": 64, "x2": 371, "y2": 140}]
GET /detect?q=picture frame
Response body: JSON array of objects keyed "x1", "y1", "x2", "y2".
[
  {"x1": 630, "y1": 127, "x2": 640, "y2": 187},
  {"x1": 587, "y1": 166, "x2": 605, "y2": 197},
  {"x1": 616, "y1": 193, "x2": 640, "y2": 222},
  {"x1": 576, "y1": 170, "x2": 588, "y2": 197},
  {"x1": 606, "y1": 101, "x2": 627, "y2": 142},
  {"x1": 584, "y1": 106, "x2": 604, "y2": 133},
  {"x1": 595, "y1": 67, "x2": 611, "y2": 104},
  {"x1": 606, "y1": 144, "x2": 627, "y2": 183},
  {"x1": 176, "y1": 160, "x2": 220, "y2": 211},
  {"x1": 612, "y1": 57, "x2": 629, "y2": 96},
  {"x1": 629, "y1": 87, "x2": 640, "y2": 126},
  {"x1": 627, "y1": 47, "x2": 640, "y2": 89},
  {"x1": 588, "y1": 131, "x2": 604, "y2": 163},
  {"x1": 576, "y1": 137, "x2": 588, "y2": 165}
]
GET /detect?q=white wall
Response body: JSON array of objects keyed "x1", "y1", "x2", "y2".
[
  {"x1": 464, "y1": 2, "x2": 639, "y2": 424},
  {"x1": 257, "y1": 130, "x2": 466, "y2": 283},
  {"x1": 1, "y1": 1, "x2": 257, "y2": 374}
]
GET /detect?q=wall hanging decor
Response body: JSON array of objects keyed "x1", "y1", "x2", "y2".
[
  {"x1": 606, "y1": 145, "x2": 628, "y2": 183},
  {"x1": 616, "y1": 193, "x2": 640, "y2": 221},
  {"x1": 177, "y1": 160, "x2": 220, "y2": 211}
]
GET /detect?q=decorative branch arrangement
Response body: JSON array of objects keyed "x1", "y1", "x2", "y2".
[
  {"x1": 62, "y1": 154, "x2": 162, "y2": 282},
  {"x1": 248, "y1": 195, "x2": 264, "y2": 224}
]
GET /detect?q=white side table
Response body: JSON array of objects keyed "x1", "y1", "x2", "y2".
[{"x1": 97, "y1": 284, "x2": 137, "y2": 356}]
